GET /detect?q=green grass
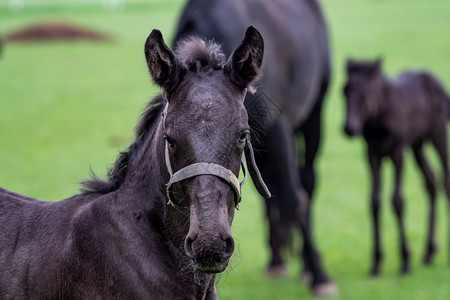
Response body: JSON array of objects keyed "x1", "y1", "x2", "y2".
[{"x1": 1, "y1": 0, "x2": 450, "y2": 299}]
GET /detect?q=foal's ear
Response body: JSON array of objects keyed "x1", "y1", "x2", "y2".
[
  {"x1": 224, "y1": 26, "x2": 264, "y2": 93},
  {"x1": 369, "y1": 58, "x2": 382, "y2": 77},
  {"x1": 145, "y1": 29, "x2": 185, "y2": 97},
  {"x1": 373, "y1": 58, "x2": 383, "y2": 70}
]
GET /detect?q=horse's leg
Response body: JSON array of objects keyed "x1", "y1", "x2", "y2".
[
  {"x1": 298, "y1": 73, "x2": 328, "y2": 273},
  {"x1": 431, "y1": 121, "x2": 450, "y2": 263},
  {"x1": 264, "y1": 196, "x2": 288, "y2": 277},
  {"x1": 298, "y1": 86, "x2": 326, "y2": 284},
  {"x1": 255, "y1": 119, "x2": 298, "y2": 277},
  {"x1": 390, "y1": 146, "x2": 410, "y2": 274},
  {"x1": 299, "y1": 85, "x2": 325, "y2": 198},
  {"x1": 299, "y1": 71, "x2": 329, "y2": 198},
  {"x1": 297, "y1": 81, "x2": 336, "y2": 296},
  {"x1": 255, "y1": 151, "x2": 287, "y2": 277},
  {"x1": 263, "y1": 117, "x2": 335, "y2": 295},
  {"x1": 256, "y1": 151, "x2": 288, "y2": 277},
  {"x1": 412, "y1": 142, "x2": 437, "y2": 265},
  {"x1": 368, "y1": 147, "x2": 383, "y2": 276}
]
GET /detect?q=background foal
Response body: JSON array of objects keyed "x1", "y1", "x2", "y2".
[{"x1": 343, "y1": 58, "x2": 450, "y2": 275}]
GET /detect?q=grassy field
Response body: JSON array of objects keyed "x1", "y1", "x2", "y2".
[{"x1": 1, "y1": 0, "x2": 450, "y2": 299}]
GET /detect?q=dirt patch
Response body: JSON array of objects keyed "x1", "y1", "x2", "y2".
[{"x1": 5, "y1": 21, "x2": 113, "y2": 43}]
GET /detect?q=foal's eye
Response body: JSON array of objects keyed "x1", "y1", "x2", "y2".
[
  {"x1": 238, "y1": 132, "x2": 248, "y2": 145},
  {"x1": 164, "y1": 135, "x2": 175, "y2": 148}
]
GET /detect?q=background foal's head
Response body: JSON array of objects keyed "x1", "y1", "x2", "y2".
[{"x1": 344, "y1": 58, "x2": 383, "y2": 136}]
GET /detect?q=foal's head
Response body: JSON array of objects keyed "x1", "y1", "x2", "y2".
[
  {"x1": 144, "y1": 27, "x2": 264, "y2": 273},
  {"x1": 343, "y1": 58, "x2": 383, "y2": 136}
]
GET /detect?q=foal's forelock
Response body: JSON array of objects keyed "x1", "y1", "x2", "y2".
[{"x1": 175, "y1": 37, "x2": 226, "y2": 72}]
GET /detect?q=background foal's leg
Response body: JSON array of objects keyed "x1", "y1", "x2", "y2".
[
  {"x1": 412, "y1": 142, "x2": 437, "y2": 265},
  {"x1": 368, "y1": 147, "x2": 382, "y2": 276},
  {"x1": 431, "y1": 122, "x2": 450, "y2": 263},
  {"x1": 390, "y1": 147, "x2": 410, "y2": 274}
]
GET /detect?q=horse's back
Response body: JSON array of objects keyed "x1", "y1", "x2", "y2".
[
  {"x1": 1, "y1": 189, "x2": 108, "y2": 297},
  {"x1": 0, "y1": 188, "x2": 96, "y2": 298},
  {"x1": 0, "y1": 188, "x2": 56, "y2": 296},
  {"x1": 388, "y1": 71, "x2": 450, "y2": 142},
  {"x1": 0, "y1": 187, "x2": 48, "y2": 228},
  {"x1": 0, "y1": 187, "x2": 180, "y2": 298},
  {"x1": 395, "y1": 71, "x2": 449, "y2": 111},
  {"x1": 0, "y1": 187, "x2": 42, "y2": 254},
  {"x1": 0, "y1": 186, "x2": 39, "y2": 202},
  {"x1": 175, "y1": 0, "x2": 330, "y2": 126}
]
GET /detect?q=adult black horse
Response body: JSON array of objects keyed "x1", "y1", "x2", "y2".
[
  {"x1": 0, "y1": 27, "x2": 270, "y2": 299},
  {"x1": 174, "y1": 0, "x2": 335, "y2": 295}
]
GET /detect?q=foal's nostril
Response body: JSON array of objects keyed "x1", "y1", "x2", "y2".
[
  {"x1": 224, "y1": 236, "x2": 235, "y2": 259},
  {"x1": 185, "y1": 235, "x2": 195, "y2": 258}
]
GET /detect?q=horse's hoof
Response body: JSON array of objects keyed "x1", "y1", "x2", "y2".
[
  {"x1": 423, "y1": 245, "x2": 437, "y2": 265},
  {"x1": 423, "y1": 255, "x2": 433, "y2": 266},
  {"x1": 312, "y1": 281, "x2": 339, "y2": 297},
  {"x1": 369, "y1": 267, "x2": 380, "y2": 277},
  {"x1": 265, "y1": 264, "x2": 288, "y2": 278},
  {"x1": 299, "y1": 271, "x2": 313, "y2": 285},
  {"x1": 400, "y1": 264, "x2": 411, "y2": 274}
]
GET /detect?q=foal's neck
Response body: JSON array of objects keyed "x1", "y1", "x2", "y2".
[{"x1": 368, "y1": 75, "x2": 390, "y2": 121}]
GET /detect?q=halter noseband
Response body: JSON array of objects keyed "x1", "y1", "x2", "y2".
[{"x1": 162, "y1": 103, "x2": 248, "y2": 215}]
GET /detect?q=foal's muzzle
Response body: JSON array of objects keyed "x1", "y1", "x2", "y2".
[
  {"x1": 344, "y1": 118, "x2": 362, "y2": 137},
  {"x1": 185, "y1": 233, "x2": 235, "y2": 273}
]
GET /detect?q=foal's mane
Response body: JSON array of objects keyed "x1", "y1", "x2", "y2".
[
  {"x1": 81, "y1": 37, "x2": 227, "y2": 194},
  {"x1": 81, "y1": 95, "x2": 166, "y2": 194}
]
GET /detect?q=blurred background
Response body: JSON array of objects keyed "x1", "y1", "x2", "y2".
[{"x1": 0, "y1": 0, "x2": 449, "y2": 299}]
